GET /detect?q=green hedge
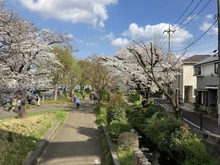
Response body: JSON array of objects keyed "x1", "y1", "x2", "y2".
[
  {"x1": 108, "y1": 121, "x2": 132, "y2": 141},
  {"x1": 106, "y1": 93, "x2": 127, "y2": 125},
  {"x1": 128, "y1": 104, "x2": 217, "y2": 165},
  {"x1": 95, "y1": 95, "x2": 133, "y2": 165}
]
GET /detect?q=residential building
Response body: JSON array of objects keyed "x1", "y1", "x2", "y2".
[
  {"x1": 194, "y1": 55, "x2": 218, "y2": 111},
  {"x1": 172, "y1": 55, "x2": 211, "y2": 104}
]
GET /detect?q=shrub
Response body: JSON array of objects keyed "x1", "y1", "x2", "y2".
[
  {"x1": 134, "y1": 100, "x2": 142, "y2": 105},
  {"x1": 127, "y1": 93, "x2": 139, "y2": 103},
  {"x1": 96, "y1": 102, "x2": 107, "y2": 125},
  {"x1": 210, "y1": 106, "x2": 218, "y2": 118},
  {"x1": 117, "y1": 147, "x2": 133, "y2": 165},
  {"x1": 128, "y1": 104, "x2": 217, "y2": 165},
  {"x1": 144, "y1": 104, "x2": 161, "y2": 118},
  {"x1": 117, "y1": 132, "x2": 138, "y2": 151},
  {"x1": 108, "y1": 120, "x2": 132, "y2": 140},
  {"x1": 106, "y1": 93, "x2": 127, "y2": 125},
  {"x1": 183, "y1": 139, "x2": 217, "y2": 165}
]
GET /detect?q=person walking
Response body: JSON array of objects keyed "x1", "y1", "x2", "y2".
[
  {"x1": 17, "y1": 96, "x2": 22, "y2": 112},
  {"x1": 90, "y1": 92, "x2": 94, "y2": 102},
  {"x1": 11, "y1": 97, "x2": 17, "y2": 112},
  {"x1": 27, "y1": 94, "x2": 31, "y2": 104},
  {"x1": 36, "y1": 94, "x2": 41, "y2": 106},
  {"x1": 18, "y1": 96, "x2": 26, "y2": 119},
  {"x1": 73, "y1": 94, "x2": 77, "y2": 103},
  {"x1": 76, "y1": 97, "x2": 80, "y2": 110}
]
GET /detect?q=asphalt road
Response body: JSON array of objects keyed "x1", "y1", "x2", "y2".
[{"x1": 153, "y1": 97, "x2": 220, "y2": 135}]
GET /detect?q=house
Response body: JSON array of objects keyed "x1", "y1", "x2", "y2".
[
  {"x1": 194, "y1": 54, "x2": 218, "y2": 111},
  {"x1": 172, "y1": 55, "x2": 211, "y2": 104}
]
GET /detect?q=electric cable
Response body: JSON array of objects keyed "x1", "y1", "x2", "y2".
[
  {"x1": 173, "y1": 0, "x2": 203, "y2": 29},
  {"x1": 178, "y1": 0, "x2": 211, "y2": 30},
  {"x1": 173, "y1": 19, "x2": 217, "y2": 53},
  {"x1": 172, "y1": 0, "x2": 195, "y2": 26}
]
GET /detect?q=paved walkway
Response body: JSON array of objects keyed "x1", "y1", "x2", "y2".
[
  {"x1": 0, "y1": 99, "x2": 105, "y2": 165},
  {"x1": 37, "y1": 100, "x2": 105, "y2": 165}
]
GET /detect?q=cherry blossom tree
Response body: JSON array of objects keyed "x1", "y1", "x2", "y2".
[
  {"x1": 100, "y1": 42, "x2": 183, "y2": 119},
  {"x1": 0, "y1": 2, "x2": 72, "y2": 101}
]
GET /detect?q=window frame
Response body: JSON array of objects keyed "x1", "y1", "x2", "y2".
[
  {"x1": 214, "y1": 63, "x2": 218, "y2": 74},
  {"x1": 194, "y1": 66, "x2": 201, "y2": 75}
]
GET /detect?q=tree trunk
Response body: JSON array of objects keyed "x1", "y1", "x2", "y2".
[
  {"x1": 168, "y1": 88, "x2": 182, "y2": 120},
  {"x1": 54, "y1": 85, "x2": 58, "y2": 100},
  {"x1": 142, "y1": 87, "x2": 151, "y2": 108}
]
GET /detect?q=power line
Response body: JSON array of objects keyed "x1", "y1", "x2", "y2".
[
  {"x1": 154, "y1": 0, "x2": 212, "y2": 53},
  {"x1": 155, "y1": 1, "x2": 195, "y2": 46},
  {"x1": 185, "y1": 34, "x2": 217, "y2": 55},
  {"x1": 172, "y1": 0, "x2": 195, "y2": 26},
  {"x1": 186, "y1": 42, "x2": 217, "y2": 56},
  {"x1": 173, "y1": 0, "x2": 203, "y2": 29},
  {"x1": 177, "y1": 0, "x2": 211, "y2": 30},
  {"x1": 173, "y1": 20, "x2": 217, "y2": 53}
]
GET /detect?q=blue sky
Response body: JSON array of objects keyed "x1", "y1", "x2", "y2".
[{"x1": 6, "y1": 0, "x2": 218, "y2": 58}]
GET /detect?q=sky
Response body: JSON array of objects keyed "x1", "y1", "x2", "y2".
[{"x1": 5, "y1": 0, "x2": 218, "y2": 59}]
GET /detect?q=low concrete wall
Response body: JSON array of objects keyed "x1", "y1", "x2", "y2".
[
  {"x1": 23, "y1": 121, "x2": 60, "y2": 165},
  {"x1": 191, "y1": 129, "x2": 220, "y2": 164},
  {"x1": 102, "y1": 124, "x2": 121, "y2": 165}
]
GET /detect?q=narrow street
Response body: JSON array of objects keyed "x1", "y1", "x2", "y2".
[{"x1": 153, "y1": 97, "x2": 220, "y2": 135}]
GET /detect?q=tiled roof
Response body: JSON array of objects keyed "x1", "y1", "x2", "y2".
[
  {"x1": 182, "y1": 55, "x2": 211, "y2": 63},
  {"x1": 194, "y1": 54, "x2": 218, "y2": 66}
]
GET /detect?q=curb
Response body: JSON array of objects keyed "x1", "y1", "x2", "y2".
[
  {"x1": 23, "y1": 121, "x2": 60, "y2": 165},
  {"x1": 102, "y1": 124, "x2": 121, "y2": 165}
]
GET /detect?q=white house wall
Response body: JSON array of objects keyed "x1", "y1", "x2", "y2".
[
  {"x1": 172, "y1": 64, "x2": 196, "y2": 103},
  {"x1": 203, "y1": 63, "x2": 214, "y2": 76},
  {"x1": 183, "y1": 65, "x2": 196, "y2": 103}
]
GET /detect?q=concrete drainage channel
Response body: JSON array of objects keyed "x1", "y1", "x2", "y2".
[{"x1": 23, "y1": 121, "x2": 60, "y2": 165}]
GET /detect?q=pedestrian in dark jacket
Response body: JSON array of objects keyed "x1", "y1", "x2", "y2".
[{"x1": 76, "y1": 97, "x2": 80, "y2": 110}]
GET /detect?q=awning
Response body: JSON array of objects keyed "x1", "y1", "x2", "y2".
[{"x1": 205, "y1": 85, "x2": 218, "y2": 89}]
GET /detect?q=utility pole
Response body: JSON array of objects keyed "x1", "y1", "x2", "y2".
[
  {"x1": 163, "y1": 25, "x2": 176, "y2": 53},
  {"x1": 163, "y1": 25, "x2": 176, "y2": 100},
  {"x1": 217, "y1": 0, "x2": 220, "y2": 125}
]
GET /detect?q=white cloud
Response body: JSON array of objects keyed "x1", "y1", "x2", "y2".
[
  {"x1": 122, "y1": 23, "x2": 193, "y2": 45},
  {"x1": 199, "y1": 14, "x2": 217, "y2": 35},
  {"x1": 104, "y1": 32, "x2": 115, "y2": 40},
  {"x1": 183, "y1": 15, "x2": 199, "y2": 24},
  {"x1": 111, "y1": 38, "x2": 129, "y2": 47},
  {"x1": 199, "y1": 22, "x2": 217, "y2": 35},
  {"x1": 17, "y1": 0, "x2": 118, "y2": 28},
  {"x1": 205, "y1": 14, "x2": 213, "y2": 20},
  {"x1": 86, "y1": 42, "x2": 99, "y2": 46},
  {"x1": 74, "y1": 38, "x2": 84, "y2": 44}
]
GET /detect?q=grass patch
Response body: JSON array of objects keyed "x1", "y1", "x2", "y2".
[
  {"x1": 43, "y1": 96, "x2": 72, "y2": 104},
  {"x1": 117, "y1": 147, "x2": 133, "y2": 165},
  {"x1": 0, "y1": 110, "x2": 68, "y2": 165}
]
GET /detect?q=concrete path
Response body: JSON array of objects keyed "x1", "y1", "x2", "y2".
[
  {"x1": 0, "y1": 99, "x2": 105, "y2": 165},
  {"x1": 36, "y1": 100, "x2": 105, "y2": 165}
]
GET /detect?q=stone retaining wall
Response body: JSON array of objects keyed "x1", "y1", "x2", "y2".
[{"x1": 133, "y1": 149, "x2": 151, "y2": 165}]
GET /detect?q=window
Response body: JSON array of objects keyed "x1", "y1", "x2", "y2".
[
  {"x1": 194, "y1": 66, "x2": 201, "y2": 75},
  {"x1": 214, "y1": 63, "x2": 218, "y2": 74}
]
